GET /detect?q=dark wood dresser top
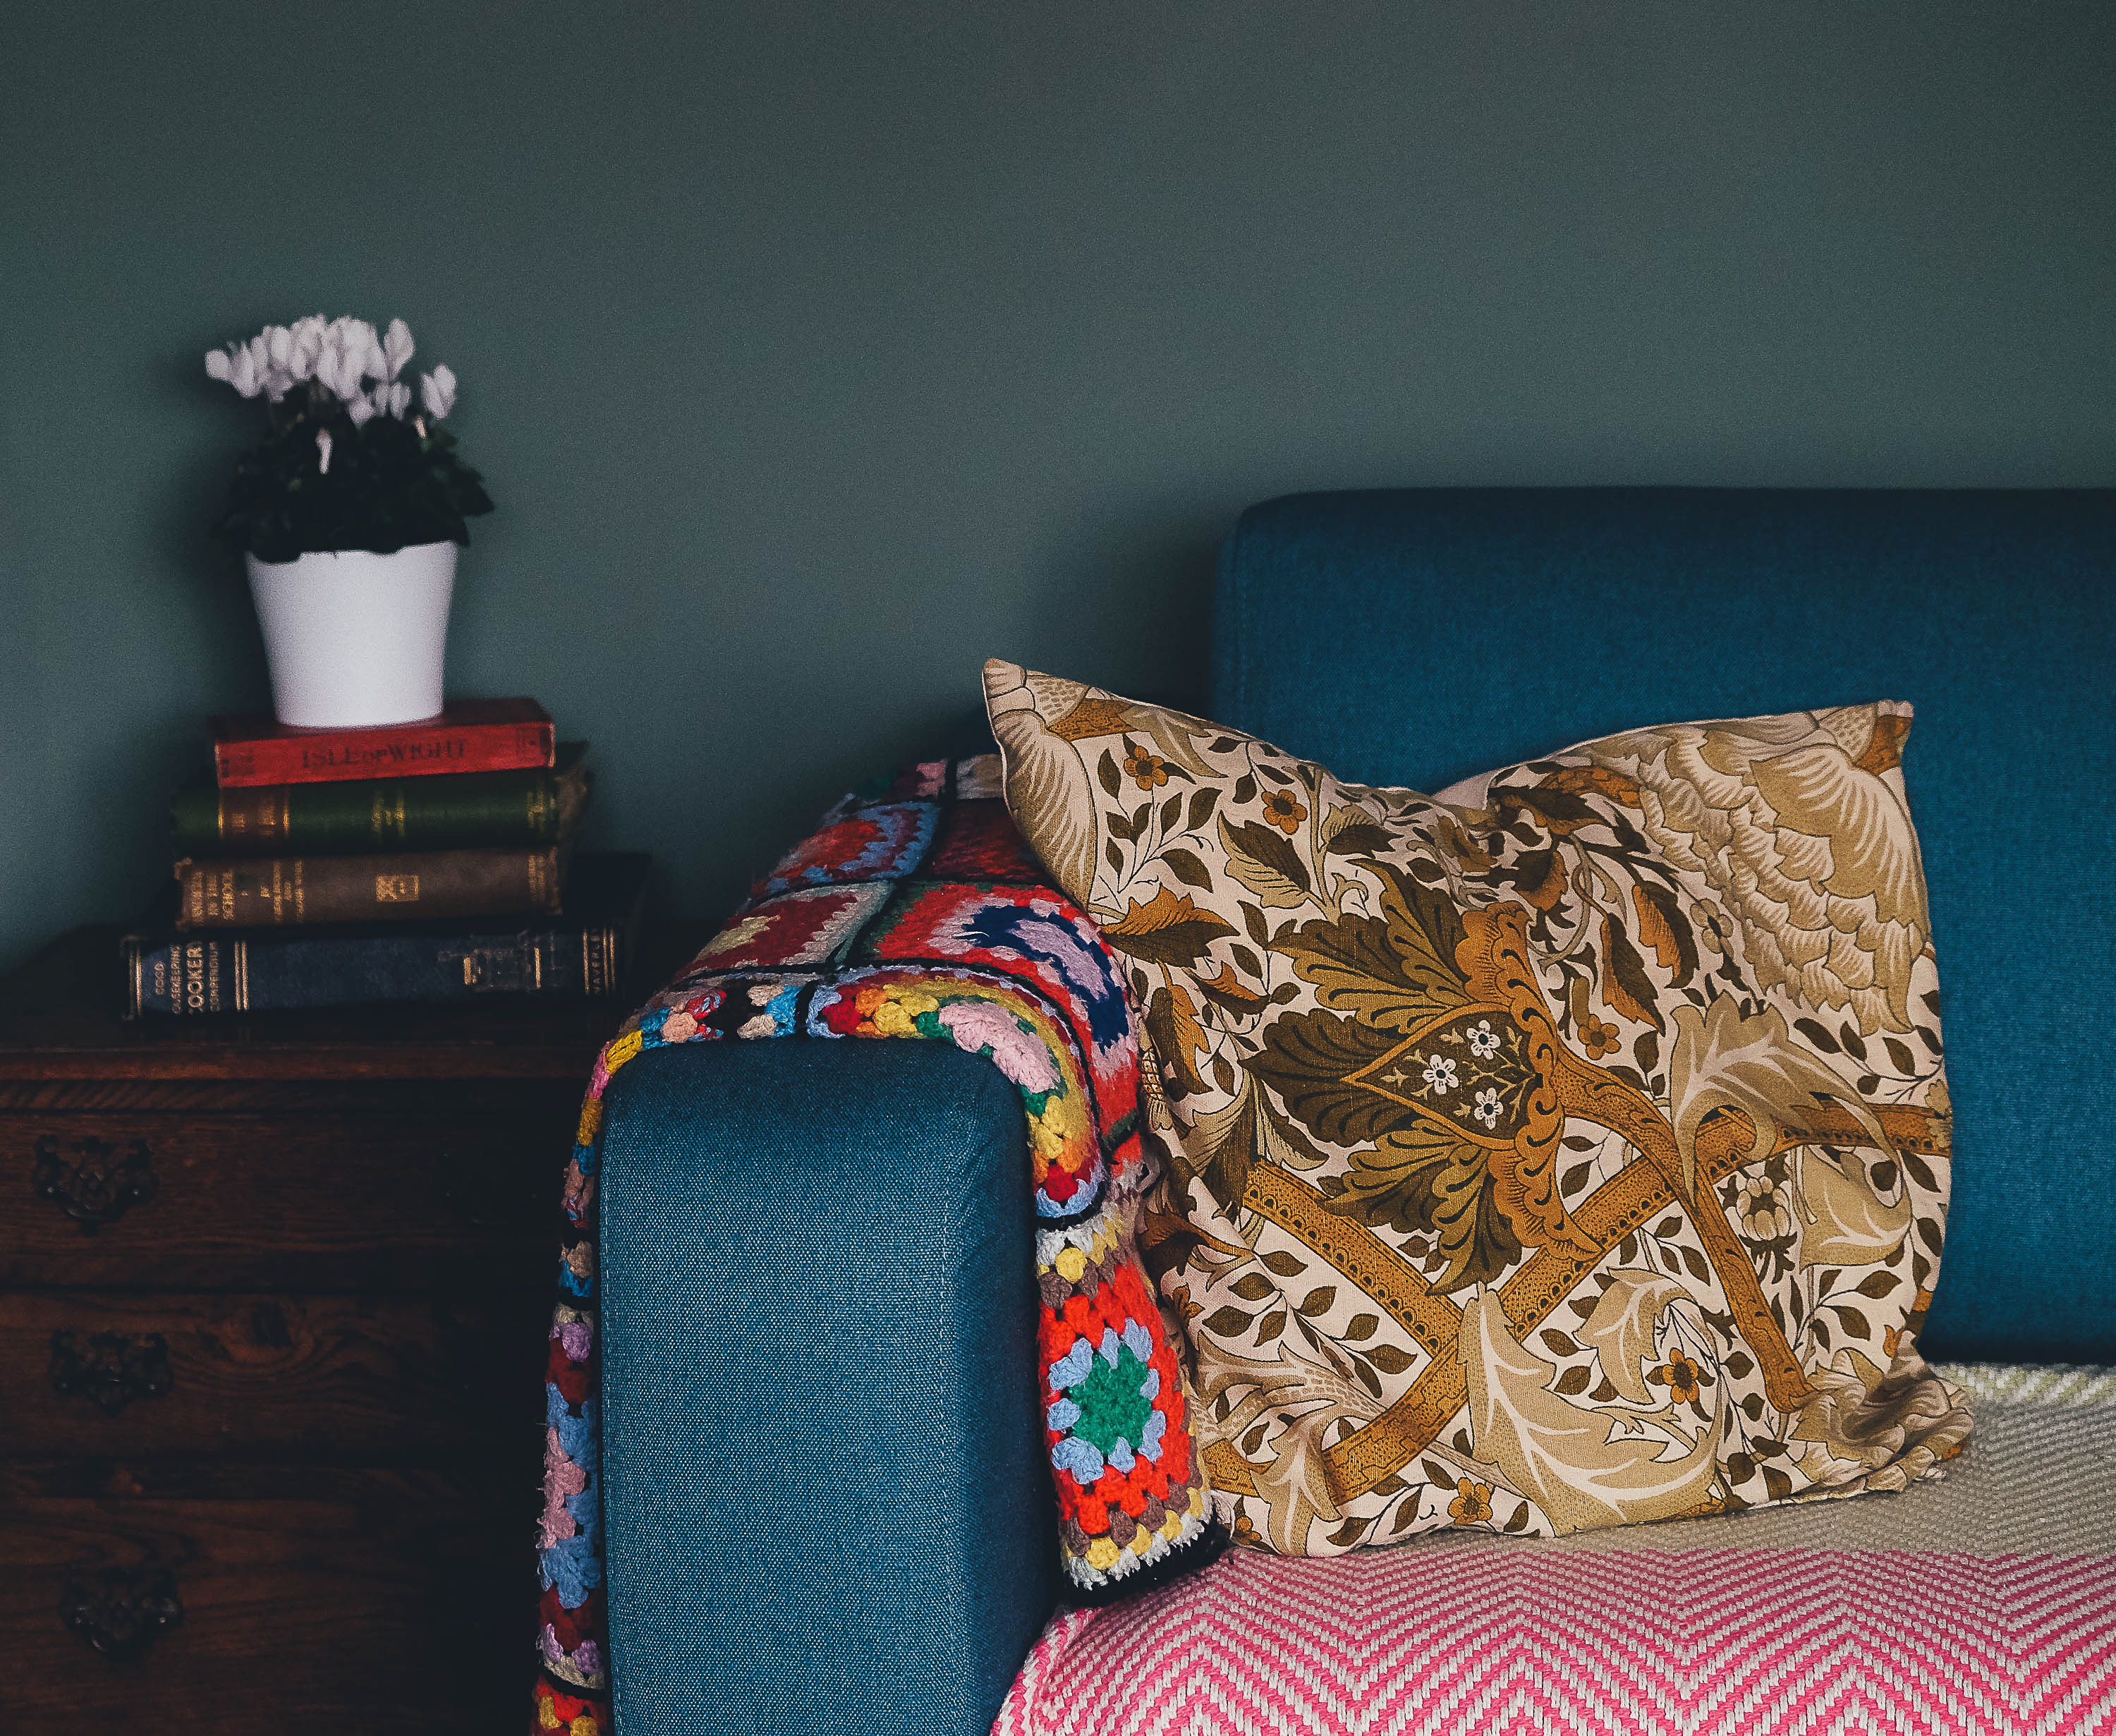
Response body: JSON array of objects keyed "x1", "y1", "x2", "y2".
[{"x1": 0, "y1": 922, "x2": 710, "y2": 1081}]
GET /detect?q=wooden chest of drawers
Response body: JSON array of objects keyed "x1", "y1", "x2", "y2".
[{"x1": 1, "y1": 924, "x2": 698, "y2": 1735}]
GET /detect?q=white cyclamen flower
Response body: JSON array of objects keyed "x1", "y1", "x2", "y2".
[
  {"x1": 345, "y1": 391, "x2": 377, "y2": 427},
  {"x1": 212, "y1": 341, "x2": 264, "y2": 398},
  {"x1": 247, "y1": 332, "x2": 291, "y2": 401},
  {"x1": 384, "y1": 380, "x2": 411, "y2": 419},
  {"x1": 286, "y1": 315, "x2": 325, "y2": 383},
  {"x1": 347, "y1": 318, "x2": 384, "y2": 381},
  {"x1": 317, "y1": 322, "x2": 379, "y2": 402},
  {"x1": 420, "y1": 364, "x2": 456, "y2": 420},
  {"x1": 315, "y1": 428, "x2": 334, "y2": 473},
  {"x1": 312, "y1": 336, "x2": 348, "y2": 401},
  {"x1": 382, "y1": 318, "x2": 415, "y2": 380},
  {"x1": 313, "y1": 320, "x2": 358, "y2": 400}
]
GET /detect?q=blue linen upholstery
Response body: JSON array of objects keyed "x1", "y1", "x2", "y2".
[
  {"x1": 1212, "y1": 487, "x2": 2116, "y2": 1364},
  {"x1": 597, "y1": 487, "x2": 2112, "y2": 1732},
  {"x1": 597, "y1": 1038, "x2": 1057, "y2": 1736}
]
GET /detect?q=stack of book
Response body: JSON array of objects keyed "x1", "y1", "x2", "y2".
[{"x1": 123, "y1": 699, "x2": 648, "y2": 1016}]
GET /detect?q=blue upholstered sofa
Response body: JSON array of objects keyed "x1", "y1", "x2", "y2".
[{"x1": 595, "y1": 489, "x2": 2115, "y2": 1735}]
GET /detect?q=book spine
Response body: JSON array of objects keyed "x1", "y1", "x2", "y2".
[
  {"x1": 214, "y1": 719, "x2": 554, "y2": 787},
  {"x1": 123, "y1": 925, "x2": 619, "y2": 1016},
  {"x1": 173, "y1": 849, "x2": 564, "y2": 929},
  {"x1": 172, "y1": 756, "x2": 588, "y2": 857}
]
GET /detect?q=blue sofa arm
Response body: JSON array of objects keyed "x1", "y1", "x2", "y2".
[{"x1": 597, "y1": 1037, "x2": 1059, "y2": 1736}]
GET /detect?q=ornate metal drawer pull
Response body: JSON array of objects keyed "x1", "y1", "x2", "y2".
[
  {"x1": 49, "y1": 1330, "x2": 174, "y2": 1416},
  {"x1": 31, "y1": 1134, "x2": 158, "y2": 1232},
  {"x1": 60, "y1": 1567, "x2": 184, "y2": 1658}
]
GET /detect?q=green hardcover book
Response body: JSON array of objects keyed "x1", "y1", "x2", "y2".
[{"x1": 171, "y1": 743, "x2": 590, "y2": 857}]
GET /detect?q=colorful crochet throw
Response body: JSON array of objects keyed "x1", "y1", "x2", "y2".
[{"x1": 533, "y1": 755, "x2": 1220, "y2": 1735}]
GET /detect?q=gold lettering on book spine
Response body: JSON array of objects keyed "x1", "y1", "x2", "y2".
[{"x1": 376, "y1": 874, "x2": 420, "y2": 903}]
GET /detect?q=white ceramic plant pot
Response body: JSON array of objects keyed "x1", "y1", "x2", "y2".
[{"x1": 246, "y1": 541, "x2": 458, "y2": 729}]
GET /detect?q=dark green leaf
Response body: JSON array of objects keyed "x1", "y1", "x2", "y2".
[
  {"x1": 1599, "y1": 915, "x2": 1663, "y2": 1031},
  {"x1": 1325, "y1": 823, "x2": 1394, "y2": 857},
  {"x1": 1224, "y1": 819, "x2": 1311, "y2": 893},
  {"x1": 1794, "y1": 1017, "x2": 1840, "y2": 1055},
  {"x1": 1162, "y1": 847, "x2": 1214, "y2": 890}
]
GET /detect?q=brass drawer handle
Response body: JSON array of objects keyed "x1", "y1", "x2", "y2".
[
  {"x1": 49, "y1": 1330, "x2": 174, "y2": 1417},
  {"x1": 61, "y1": 1567, "x2": 184, "y2": 1658},
  {"x1": 31, "y1": 1134, "x2": 158, "y2": 1232}
]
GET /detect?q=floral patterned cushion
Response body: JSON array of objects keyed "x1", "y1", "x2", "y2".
[{"x1": 984, "y1": 660, "x2": 1966, "y2": 1558}]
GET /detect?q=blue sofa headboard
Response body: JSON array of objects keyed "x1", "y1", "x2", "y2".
[{"x1": 1210, "y1": 487, "x2": 2115, "y2": 1364}]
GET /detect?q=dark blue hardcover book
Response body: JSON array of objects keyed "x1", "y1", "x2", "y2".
[{"x1": 122, "y1": 852, "x2": 648, "y2": 1016}]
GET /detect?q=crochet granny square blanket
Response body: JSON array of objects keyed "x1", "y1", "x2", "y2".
[{"x1": 532, "y1": 755, "x2": 1222, "y2": 1735}]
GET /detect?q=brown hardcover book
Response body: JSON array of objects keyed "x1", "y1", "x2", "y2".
[
  {"x1": 121, "y1": 854, "x2": 650, "y2": 1014},
  {"x1": 174, "y1": 848, "x2": 566, "y2": 930},
  {"x1": 209, "y1": 698, "x2": 554, "y2": 788}
]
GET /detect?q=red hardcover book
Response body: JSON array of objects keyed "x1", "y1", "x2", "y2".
[{"x1": 210, "y1": 699, "x2": 556, "y2": 788}]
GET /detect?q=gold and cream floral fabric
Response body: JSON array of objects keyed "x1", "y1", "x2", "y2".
[{"x1": 985, "y1": 660, "x2": 1968, "y2": 1556}]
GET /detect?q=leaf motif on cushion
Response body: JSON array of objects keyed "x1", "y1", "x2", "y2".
[
  {"x1": 1461, "y1": 1290, "x2": 1722, "y2": 1534},
  {"x1": 1579, "y1": 1270, "x2": 1695, "y2": 1405},
  {"x1": 1095, "y1": 885, "x2": 1237, "y2": 966},
  {"x1": 1598, "y1": 913, "x2": 1663, "y2": 1032},
  {"x1": 1267, "y1": 873, "x2": 1471, "y2": 1033},
  {"x1": 1193, "y1": 962, "x2": 1267, "y2": 1015},
  {"x1": 1217, "y1": 815, "x2": 1311, "y2": 908},
  {"x1": 1666, "y1": 996, "x2": 1893, "y2": 1196},
  {"x1": 1630, "y1": 881, "x2": 1698, "y2": 986},
  {"x1": 1143, "y1": 981, "x2": 1210, "y2": 1098}
]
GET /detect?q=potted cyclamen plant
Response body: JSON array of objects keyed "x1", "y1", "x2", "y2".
[{"x1": 204, "y1": 316, "x2": 492, "y2": 727}]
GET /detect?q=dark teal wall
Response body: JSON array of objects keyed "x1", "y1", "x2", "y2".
[{"x1": 4, "y1": 4, "x2": 2112, "y2": 973}]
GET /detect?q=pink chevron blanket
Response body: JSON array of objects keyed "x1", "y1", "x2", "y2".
[{"x1": 995, "y1": 1363, "x2": 2116, "y2": 1736}]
